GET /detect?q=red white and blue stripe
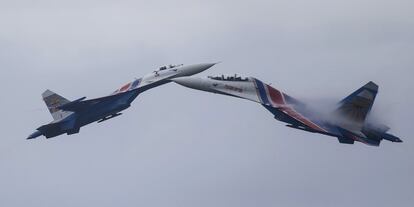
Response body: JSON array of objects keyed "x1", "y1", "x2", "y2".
[
  {"x1": 112, "y1": 78, "x2": 142, "y2": 94},
  {"x1": 253, "y1": 79, "x2": 329, "y2": 133}
]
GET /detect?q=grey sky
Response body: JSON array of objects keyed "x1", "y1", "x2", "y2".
[{"x1": 0, "y1": 0, "x2": 413, "y2": 206}]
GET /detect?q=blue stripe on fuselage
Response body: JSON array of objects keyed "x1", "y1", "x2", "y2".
[
  {"x1": 254, "y1": 79, "x2": 270, "y2": 105},
  {"x1": 131, "y1": 78, "x2": 142, "y2": 90}
]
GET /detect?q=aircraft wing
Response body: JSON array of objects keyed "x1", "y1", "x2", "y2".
[
  {"x1": 266, "y1": 104, "x2": 339, "y2": 136},
  {"x1": 58, "y1": 94, "x2": 122, "y2": 112},
  {"x1": 279, "y1": 106, "x2": 329, "y2": 132},
  {"x1": 268, "y1": 104, "x2": 383, "y2": 145},
  {"x1": 255, "y1": 79, "x2": 342, "y2": 137}
]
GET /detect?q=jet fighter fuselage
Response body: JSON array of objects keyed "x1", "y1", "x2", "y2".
[
  {"x1": 27, "y1": 63, "x2": 216, "y2": 139},
  {"x1": 172, "y1": 75, "x2": 403, "y2": 146}
]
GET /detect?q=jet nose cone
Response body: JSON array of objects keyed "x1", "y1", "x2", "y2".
[
  {"x1": 200, "y1": 62, "x2": 217, "y2": 70},
  {"x1": 195, "y1": 63, "x2": 217, "y2": 72},
  {"x1": 172, "y1": 77, "x2": 204, "y2": 90},
  {"x1": 178, "y1": 63, "x2": 217, "y2": 77},
  {"x1": 172, "y1": 76, "x2": 197, "y2": 86}
]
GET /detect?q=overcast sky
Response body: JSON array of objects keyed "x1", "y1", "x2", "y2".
[{"x1": 0, "y1": 0, "x2": 413, "y2": 206}]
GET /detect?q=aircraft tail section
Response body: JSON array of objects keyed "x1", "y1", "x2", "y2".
[
  {"x1": 42, "y1": 90, "x2": 72, "y2": 120},
  {"x1": 334, "y1": 81, "x2": 378, "y2": 130}
]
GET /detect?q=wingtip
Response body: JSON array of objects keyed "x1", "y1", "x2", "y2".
[
  {"x1": 365, "y1": 81, "x2": 379, "y2": 91},
  {"x1": 42, "y1": 89, "x2": 55, "y2": 98}
]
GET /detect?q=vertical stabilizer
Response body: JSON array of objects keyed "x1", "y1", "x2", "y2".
[
  {"x1": 335, "y1": 81, "x2": 378, "y2": 131},
  {"x1": 42, "y1": 90, "x2": 72, "y2": 120}
]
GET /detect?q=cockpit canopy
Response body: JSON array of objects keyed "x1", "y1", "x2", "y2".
[
  {"x1": 208, "y1": 74, "x2": 249, "y2": 81},
  {"x1": 158, "y1": 64, "x2": 183, "y2": 71}
]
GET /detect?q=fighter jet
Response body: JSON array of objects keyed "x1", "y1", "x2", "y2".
[
  {"x1": 173, "y1": 75, "x2": 403, "y2": 146},
  {"x1": 27, "y1": 63, "x2": 216, "y2": 139}
]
